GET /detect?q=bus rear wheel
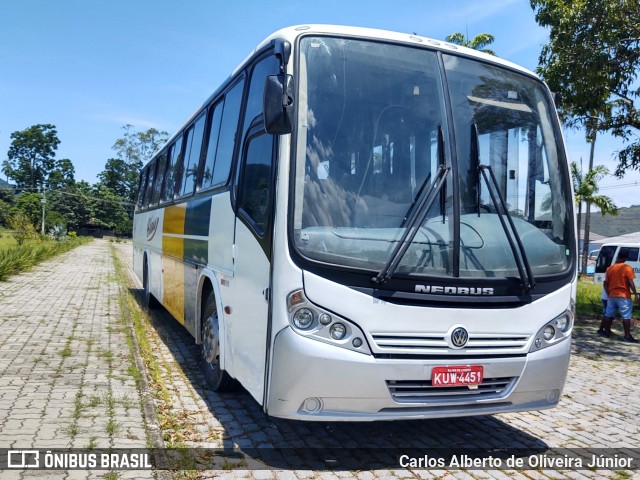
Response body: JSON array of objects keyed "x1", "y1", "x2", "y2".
[{"x1": 202, "y1": 292, "x2": 236, "y2": 392}]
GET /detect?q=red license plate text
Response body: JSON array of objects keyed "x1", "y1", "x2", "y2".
[{"x1": 432, "y1": 365, "x2": 484, "y2": 387}]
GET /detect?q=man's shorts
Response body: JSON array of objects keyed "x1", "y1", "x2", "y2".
[{"x1": 605, "y1": 297, "x2": 633, "y2": 320}]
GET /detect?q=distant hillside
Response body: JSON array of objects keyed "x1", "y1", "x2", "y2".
[{"x1": 589, "y1": 205, "x2": 640, "y2": 237}]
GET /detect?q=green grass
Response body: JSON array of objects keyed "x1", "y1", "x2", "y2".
[
  {"x1": 0, "y1": 234, "x2": 18, "y2": 251},
  {"x1": 576, "y1": 279, "x2": 604, "y2": 317},
  {"x1": 0, "y1": 236, "x2": 92, "y2": 281}
]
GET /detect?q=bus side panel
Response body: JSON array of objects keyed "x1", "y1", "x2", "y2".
[
  {"x1": 207, "y1": 192, "x2": 235, "y2": 272},
  {"x1": 205, "y1": 192, "x2": 236, "y2": 371},
  {"x1": 182, "y1": 197, "x2": 213, "y2": 337},
  {"x1": 162, "y1": 242, "x2": 185, "y2": 324},
  {"x1": 163, "y1": 205, "x2": 187, "y2": 324}
]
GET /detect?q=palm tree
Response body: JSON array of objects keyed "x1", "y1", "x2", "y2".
[
  {"x1": 445, "y1": 32, "x2": 496, "y2": 55},
  {"x1": 570, "y1": 161, "x2": 619, "y2": 276}
]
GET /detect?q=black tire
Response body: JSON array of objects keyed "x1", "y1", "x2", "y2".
[
  {"x1": 143, "y1": 258, "x2": 160, "y2": 310},
  {"x1": 201, "y1": 292, "x2": 237, "y2": 392}
]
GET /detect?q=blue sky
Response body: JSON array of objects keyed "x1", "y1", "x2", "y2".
[{"x1": 1, "y1": 0, "x2": 638, "y2": 206}]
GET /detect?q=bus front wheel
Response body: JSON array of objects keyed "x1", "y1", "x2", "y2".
[{"x1": 202, "y1": 292, "x2": 236, "y2": 392}]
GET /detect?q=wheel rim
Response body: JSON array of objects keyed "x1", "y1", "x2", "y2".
[{"x1": 202, "y1": 314, "x2": 220, "y2": 367}]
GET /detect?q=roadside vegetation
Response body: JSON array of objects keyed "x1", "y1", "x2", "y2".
[
  {"x1": 0, "y1": 229, "x2": 92, "y2": 281},
  {"x1": 576, "y1": 278, "x2": 603, "y2": 318}
]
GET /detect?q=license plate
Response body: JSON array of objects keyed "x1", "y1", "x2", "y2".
[{"x1": 432, "y1": 365, "x2": 483, "y2": 387}]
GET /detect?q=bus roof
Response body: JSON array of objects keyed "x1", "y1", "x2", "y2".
[
  {"x1": 148, "y1": 24, "x2": 541, "y2": 166},
  {"x1": 246, "y1": 25, "x2": 535, "y2": 77}
]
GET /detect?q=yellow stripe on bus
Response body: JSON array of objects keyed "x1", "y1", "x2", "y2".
[
  {"x1": 163, "y1": 204, "x2": 187, "y2": 235},
  {"x1": 162, "y1": 206, "x2": 186, "y2": 324},
  {"x1": 163, "y1": 256, "x2": 185, "y2": 325}
]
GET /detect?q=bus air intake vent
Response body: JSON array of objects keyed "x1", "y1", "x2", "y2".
[
  {"x1": 371, "y1": 333, "x2": 530, "y2": 356},
  {"x1": 386, "y1": 377, "x2": 516, "y2": 403}
]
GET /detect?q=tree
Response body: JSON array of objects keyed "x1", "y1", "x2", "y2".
[
  {"x1": 90, "y1": 183, "x2": 132, "y2": 234},
  {"x1": 98, "y1": 158, "x2": 135, "y2": 201},
  {"x1": 445, "y1": 32, "x2": 496, "y2": 55},
  {"x1": 47, "y1": 158, "x2": 75, "y2": 190},
  {"x1": 105, "y1": 125, "x2": 168, "y2": 204},
  {"x1": 570, "y1": 161, "x2": 619, "y2": 276},
  {"x1": 47, "y1": 181, "x2": 93, "y2": 230},
  {"x1": 111, "y1": 125, "x2": 168, "y2": 165},
  {"x1": 2, "y1": 124, "x2": 60, "y2": 189},
  {"x1": 531, "y1": 0, "x2": 640, "y2": 176},
  {"x1": 13, "y1": 192, "x2": 43, "y2": 229}
]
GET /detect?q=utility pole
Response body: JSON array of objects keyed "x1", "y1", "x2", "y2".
[{"x1": 41, "y1": 183, "x2": 46, "y2": 235}]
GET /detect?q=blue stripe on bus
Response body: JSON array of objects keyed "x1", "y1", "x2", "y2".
[{"x1": 185, "y1": 197, "x2": 212, "y2": 237}]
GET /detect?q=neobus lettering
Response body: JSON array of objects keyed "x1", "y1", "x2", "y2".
[{"x1": 415, "y1": 285, "x2": 494, "y2": 295}]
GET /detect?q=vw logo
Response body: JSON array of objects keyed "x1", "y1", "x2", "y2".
[{"x1": 450, "y1": 327, "x2": 469, "y2": 348}]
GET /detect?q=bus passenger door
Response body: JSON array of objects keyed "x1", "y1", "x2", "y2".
[{"x1": 231, "y1": 128, "x2": 275, "y2": 403}]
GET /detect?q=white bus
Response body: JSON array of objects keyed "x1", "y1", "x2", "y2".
[
  {"x1": 594, "y1": 243, "x2": 640, "y2": 286},
  {"x1": 133, "y1": 25, "x2": 576, "y2": 421}
]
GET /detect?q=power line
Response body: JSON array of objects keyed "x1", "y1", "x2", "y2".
[
  {"x1": 8, "y1": 186, "x2": 135, "y2": 208},
  {"x1": 599, "y1": 181, "x2": 640, "y2": 191}
]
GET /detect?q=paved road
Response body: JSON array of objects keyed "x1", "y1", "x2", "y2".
[
  {"x1": 0, "y1": 240, "x2": 639, "y2": 479},
  {"x1": 113, "y1": 242, "x2": 640, "y2": 479},
  {"x1": 0, "y1": 240, "x2": 152, "y2": 480}
]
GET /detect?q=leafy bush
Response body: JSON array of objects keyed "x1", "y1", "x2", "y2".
[
  {"x1": 7, "y1": 212, "x2": 37, "y2": 245},
  {"x1": 0, "y1": 236, "x2": 92, "y2": 281},
  {"x1": 48, "y1": 224, "x2": 68, "y2": 241}
]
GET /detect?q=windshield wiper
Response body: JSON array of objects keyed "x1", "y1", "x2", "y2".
[
  {"x1": 372, "y1": 163, "x2": 450, "y2": 285},
  {"x1": 473, "y1": 124, "x2": 535, "y2": 291}
]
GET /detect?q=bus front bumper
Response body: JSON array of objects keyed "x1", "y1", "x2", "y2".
[{"x1": 266, "y1": 327, "x2": 571, "y2": 421}]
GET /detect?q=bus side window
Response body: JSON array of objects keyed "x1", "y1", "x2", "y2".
[
  {"x1": 143, "y1": 159, "x2": 157, "y2": 208},
  {"x1": 242, "y1": 55, "x2": 280, "y2": 135},
  {"x1": 136, "y1": 167, "x2": 149, "y2": 210},
  {"x1": 179, "y1": 113, "x2": 206, "y2": 197},
  {"x1": 238, "y1": 133, "x2": 274, "y2": 236},
  {"x1": 201, "y1": 100, "x2": 224, "y2": 190},
  {"x1": 619, "y1": 247, "x2": 639, "y2": 262},
  {"x1": 210, "y1": 79, "x2": 245, "y2": 188},
  {"x1": 161, "y1": 136, "x2": 184, "y2": 203},
  {"x1": 233, "y1": 55, "x2": 279, "y2": 201},
  {"x1": 151, "y1": 152, "x2": 168, "y2": 205}
]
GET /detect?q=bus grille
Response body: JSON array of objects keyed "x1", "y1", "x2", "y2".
[
  {"x1": 386, "y1": 377, "x2": 516, "y2": 403},
  {"x1": 371, "y1": 333, "x2": 530, "y2": 356}
]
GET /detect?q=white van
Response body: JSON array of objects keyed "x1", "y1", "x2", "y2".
[{"x1": 594, "y1": 243, "x2": 640, "y2": 287}]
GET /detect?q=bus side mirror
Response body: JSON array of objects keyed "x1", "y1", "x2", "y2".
[{"x1": 264, "y1": 74, "x2": 294, "y2": 135}]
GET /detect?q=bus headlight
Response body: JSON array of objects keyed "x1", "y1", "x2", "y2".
[
  {"x1": 286, "y1": 289, "x2": 371, "y2": 355},
  {"x1": 529, "y1": 307, "x2": 574, "y2": 352},
  {"x1": 293, "y1": 308, "x2": 314, "y2": 329}
]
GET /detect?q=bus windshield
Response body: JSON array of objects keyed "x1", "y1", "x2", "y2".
[{"x1": 292, "y1": 36, "x2": 572, "y2": 280}]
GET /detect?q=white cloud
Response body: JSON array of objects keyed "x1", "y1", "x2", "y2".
[{"x1": 83, "y1": 113, "x2": 161, "y2": 129}]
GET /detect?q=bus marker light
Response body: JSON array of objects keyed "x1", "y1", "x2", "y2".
[
  {"x1": 556, "y1": 315, "x2": 568, "y2": 331},
  {"x1": 287, "y1": 290, "x2": 305, "y2": 311},
  {"x1": 330, "y1": 323, "x2": 346, "y2": 340},
  {"x1": 224, "y1": 306, "x2": 232, "y2": 315}
]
